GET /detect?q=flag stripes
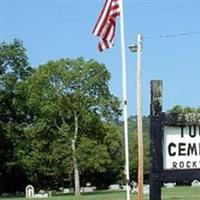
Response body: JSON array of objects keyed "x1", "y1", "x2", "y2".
[{"x1": 93, "y1": 0, "x2": 120, "y2": 52}]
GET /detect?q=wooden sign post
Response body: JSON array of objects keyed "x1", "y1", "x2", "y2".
[{"x1": 150, "y1": 80, "x2": 200, "y2": 200}]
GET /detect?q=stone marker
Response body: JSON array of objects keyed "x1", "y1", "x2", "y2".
[
  {"x1": 63, "y1": 188, "x2": 70, "y2": 194},
  {"x1": 86, "y1": 182, "x2": 91, "y2": 187},
  {"x1": 121, "y1": 185, "x2": 126, "y2": 190},
  {"x1": 80, "y1": 186, "x2": 96, "y2": 193},
  {"x1": 48, "y1": 191, "x2": 52, "y2": 197},
  {"x1": 25, "y1": 185, "x2": 35, "y2": 198},
  {"x1": 192, "y1": 180, "x2": 200, "y2": 187},
  {"x1": 164, "y1": 182, "x2": 176, "y2": 188},
  {"x1": 131, "y1": 181, "x2": 138, "y2": 193},
  {"x1": 143, "y1": 185, "x2": 150, "y2": 194},
  {"x1": 109, "y1": 184, "x2": 120, "y2": 190},
  {"x1": 34, "y1": 193, "x2": 48, "y2": 198},
  {"x1": 132, "y1": 184, "x2": 149, "y2": 194}
]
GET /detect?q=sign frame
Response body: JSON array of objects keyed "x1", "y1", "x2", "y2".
[{"x1": 150, "y1": 80, "x2": 200, "y2": 200}]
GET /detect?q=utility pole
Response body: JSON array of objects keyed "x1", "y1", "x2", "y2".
[
  {"x1": 136, "y1": 33, "x2": 144, "y2": 200},
  {"x1": 129, "y1": 33, "x2": 144, "y2": 200}
]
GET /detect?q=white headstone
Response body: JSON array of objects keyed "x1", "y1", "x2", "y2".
[
  {"x1": 34, "y1": 189, "x2": 49, "y2": 198},
  {"x1": 143, "y1": 185, "x2": 150, "y2": 194},
  {"x1": 109, "y1": 184, "x2": 120, "y2": 190},
  {"x1": 131, "y1": 181, "x2": 138, "y2": 193},
  {"x1": 192, "y1": 180, "x2": 200, "y2": 187},
  {"x1": 38, "y1": 190, "x2": 46, "y2": 194},
  {"x1": 34, "y1": 193, "x2": 48, "y2": 198},
  {"x1": 121, "y1": 185, "x2": 126, "y2": 190},
  {"x1": 131, "y1": 187, "x2": 137, "y2": 194},
  {"x1": 80, "y1": 186, "x2": 96, "y2": 193},
  {"x1": 63, "y1": 188, "x2": 70, "y2": 194},
  {"x1": 86, "y1": 182, "x2": 91, "y2": 187},
  {"x1": 25, "y1": 185, "x2": 35, "y2": 198},
  {"x1": 164, "y1": 182, "x2": 176, "y2": 188},
  {"x1": 132, "y1": 181, "x2": 137, "y2": 188}
]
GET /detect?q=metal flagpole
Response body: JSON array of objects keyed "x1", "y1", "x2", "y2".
[
  {"x1": 136, "y1": 33, "x2": 144, "y2": 200},
  {"x1": 119, "y1": 1, "x2": 130, "y2": 200}
]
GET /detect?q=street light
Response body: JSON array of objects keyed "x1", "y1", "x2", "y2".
[{"x1": 129, "y1": 44, "x2": 138, "y2": 53}]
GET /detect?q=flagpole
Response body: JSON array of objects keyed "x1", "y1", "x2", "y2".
[
  {"x1": 119, "y1": 1, "x2": 130, "y2": 200},
  {"x1": 136, "y1": 33, "x2": 144, "y2": 200}
]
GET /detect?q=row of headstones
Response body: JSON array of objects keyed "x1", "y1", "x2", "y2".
[
  {"x1": 26, "y1": 185, "x2": 49, "y2": 198},
  {"x1": 25, "y1": 180, "x2": 200, "y2": 198},
  {"x1": 164, "y1": 180, "x2": 200, "y2": 188},
  {"x1": 109, "y1": 180, "x2": 200, "y2": 195},
  {"x1": 108, "y1": 183, "x2": 150, "y2": 194},
  {"x1": 25, "y1": 184, "x2": 96, "y2": 198}
]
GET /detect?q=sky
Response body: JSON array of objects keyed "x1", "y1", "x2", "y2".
[{"x1": 1, "y1": 0, "x2": 200, "y2": 116}]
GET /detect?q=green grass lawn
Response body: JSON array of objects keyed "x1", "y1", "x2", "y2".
[
  {"x1": 0, "y1": 186, "x2": 200, "y2": 200},
  {"x1": 161, "y1": 186, "x2": 200, "y2": 200}
]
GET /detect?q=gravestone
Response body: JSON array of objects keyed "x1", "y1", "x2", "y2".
[
  {"x1": 80, "y1": 186, "x2": 96, "y2": 193},
  {"x1": 109, "y1": 184, "x2": 120, "y2": 190},
  {"x1": 164, "y1": 183, "x2": 176, "y2": 188},
  {"x1": 164, "y1": 182, "x2": 176, "y2": 188},
  {"x1": 131, "y1": 181, "x2": 138, "y2": 193},
  {"x1": 25, "y1": 185, "x2": 34, "y2": 198},
  {"x1": 48, "y1": 191, "x2": 52, "y2": 197},
  {"x1": 34, "y1": 189, "x2": 48, "y2": 198},
  {"x1": 63, "y1": 188, "x2": 70, "y2": 194},
  {"x1": 131, "y1": 184, "x2": 149, "y2": 194},
  {"x1": 1, "y1": 193, "x2": 9, "y2": 197},
  {"x1": 191, "y1": 180, "x2": 200, "y2": 187},
  {"x1": 38, "y1": 190, "x2": 45, "y2": 195},
  {"x1": 34, "y1": 193, "x2": 48, "y2": 198},
  {"x1": 132, "y1": 181, "x2": 137, "y2": 188},
  {"x1": 86, "y1": 182, "x2": 91, "y2": 187},
  {"x1": 121, "y1": 185, "x2": 126, "y2": 190},
  {"x1": 143, "y1": 185, "x2": 150, "y2": 194}
]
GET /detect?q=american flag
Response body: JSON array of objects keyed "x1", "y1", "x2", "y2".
[{"x1": 93, "y1": 0, "x2": 120, "y2": 52}]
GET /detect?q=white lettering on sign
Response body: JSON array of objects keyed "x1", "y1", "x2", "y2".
[{"x1": 163, "y1": 125, "x2": 200, "y2": 170}]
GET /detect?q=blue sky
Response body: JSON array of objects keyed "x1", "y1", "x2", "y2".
[{"x1": 1, "y1": 0, "x2": 200, "y2": 116}]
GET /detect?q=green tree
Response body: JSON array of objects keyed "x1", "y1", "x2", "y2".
[
  {"x1": 0, "y1": 39, "x2": 32, "y2": 192},
  {"x1": 79, "y1": 122, "x2": 124, "y2": 189},
  {"x1": 129, "y1": 131, "x2": 150, "y2": 181},
  {"x1": 128, "y1": 116, "x2": 150, "y2": 182},
  {"x1": 168, "y1": 105, "x2": 200, "y2": 114},
  {"x1": 22, "y1": 58, "x2": 121, "y2": 195}
]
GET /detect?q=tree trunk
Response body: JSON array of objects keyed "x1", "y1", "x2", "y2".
[
  {"x1": 72, "y1": 112, "x2": 81, "y2": 196},
  {"x1": 73, "y1": 154, "x2": 80, "y2": 196}
]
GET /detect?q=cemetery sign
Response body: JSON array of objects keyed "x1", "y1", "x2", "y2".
[
  {"x1": 149, "y1": 80, "x2": 200, "y2": 200},
  {"x1": 163, "y1": 125, "x2": 200, "y2": 170}
]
